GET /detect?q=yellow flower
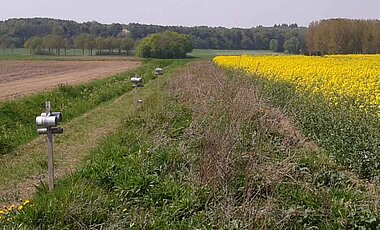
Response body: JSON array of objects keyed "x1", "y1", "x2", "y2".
[
  {"x1": 7, "y1": 205, "x2": 15, "y2": 212},
  {"x1": 23, "y1": 199, "x2": 30, "y2": 205},
  {"x1": 17, "y1": 205, "x2": 23, "y2": 211}
]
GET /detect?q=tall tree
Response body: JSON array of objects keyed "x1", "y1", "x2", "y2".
[
  {"x1": 24, "y1": 36, "x2": 43, "y2": 55},
  {"x1": 96, "y1": 37, "x2": 107, "y2": 53},
  {"x1": 86, "y1": 36, "x2": 96, "y2": 56},
  {"x1": 136, "y1": 31, "x2": 192, "y2": 59},
  {"x1": 269, "y1": 39, "x2": 278, "y2": 51},
  {"x1": 62, "y1": 38, "x2": 71, "y2": 55},
  {"x1": 306, "y1": 19, "x2": 380, "y2": 55},
  {"x1": 283, "y1": 37, "x2": 300, "y2": 54},
  {"x1": 75, "y1": 34, "x2": 88, "y2": 55},
  {"x1": 120, "y1": 37, "x2": 134, "y2": 55}
]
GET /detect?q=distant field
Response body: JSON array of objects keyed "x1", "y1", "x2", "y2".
[
  {"x1": 188, "y1": 49, "x2": 278, "y2": 59},
  {"x1": 1, "y1": 48, "x2": 278, "y2": 60},
  {"x1": 0, "y1": 48, "x2": 93, "y2": 56},
  {"x1": 0, "y1": 48, "x2": 136, "y2": 61}
]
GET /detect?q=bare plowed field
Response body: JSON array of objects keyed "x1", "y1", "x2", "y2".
[{"x1": 0, "y1": 60, "x2": 140, "y2": 100}]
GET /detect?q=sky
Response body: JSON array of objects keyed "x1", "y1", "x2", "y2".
[{"x1": 0, "y1": 0, "x2": 379, "y2": 28}]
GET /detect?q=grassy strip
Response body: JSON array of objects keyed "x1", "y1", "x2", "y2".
[
  {"x1": 188, "y1": 49, "x2": 277, "y2": 59},
  {"x1": 4, "y1": 62, "x2": 380, "y2": 229},
  {"x1": 0, "y1": 54, "x2": 137, "y2": 61},
  {"x1": 0, "y1": 59, "x2": 181, "y2": 155},
  {"x1": 0, "y1": 59, "x2": 187, "y2": 202},
  {"x1": 0, "y1": 48, "x2": 136, "y2": 61}
]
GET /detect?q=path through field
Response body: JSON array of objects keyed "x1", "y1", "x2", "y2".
[{"x1": 0, "y1": 60, "x2": 140, "y2": 100}]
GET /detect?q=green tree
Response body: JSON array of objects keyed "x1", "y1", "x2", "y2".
[
  {"x1": 136, "y1": 39, "x2": 151, "y2": 58},
  {"x1": 24, "y1": 36, "x2": 43, "y2": 55},
  {"x1": 283, "y1": 37, "x2": 300, "y2": 54},
  {"x1": 53, "y1": 35, "x2": 63, "y2": 55},
  {"x1": 86, "y1": 36, "x2": 96, "y2": 56},
  {"x1": 52, "y1": 24, "x2": 64, "y2": 36},
  {"x1": 62, "y1": 38, "x2": 71, "y2": 55},
  {"x1": 42, "y1": 35, "x2": 55, "y2": 54},
  {"x1": 269, "y1": 39, "x2": 278, "y2": 51},
  {"x1": 136, "y1": 31, "x2": 192, "y2": 59},
  {"x1": 105, "y1": 37, "x2": 115, "y2": 53},
  {"x1": 42, "y1": 35, "x2": 63, "y2": 55},
  {"x1": 120, "y1": 37, "x2": 134, "y2": 55},
  {"x1": 0, "y1": 37, "x2": 12, "y2": 52},
  {"x1": 24, "y1": 37, "x2": 32, "y2": 54},
  {"x1": 112, "y1": 38, "x2": 121, "y2": 54},
  {"x1": 96, "y1": 37, "x2": 107, "y2": 53},
  {"x1": 75, "y1": 34, "x2": 88, "y2": 55}
]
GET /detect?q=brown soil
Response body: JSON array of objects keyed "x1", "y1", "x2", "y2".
[{"x1": 0, "y1": 60, "x2": 140, "y2": 100}]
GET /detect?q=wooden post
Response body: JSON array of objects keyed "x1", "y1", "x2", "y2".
[
  {"x1": 156, "y1": 74, "x2": 160, "y2": 92},
  {"x1": 133, "y1": 84, "x2": 138, "y2": 112},
  {"x1": 45, "y1": 102, "x2": 54, "y2": 190}
]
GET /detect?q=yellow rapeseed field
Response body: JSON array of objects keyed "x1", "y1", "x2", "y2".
[{"x1": 213, "y1": 55, "x2": 380, "y2": 110}]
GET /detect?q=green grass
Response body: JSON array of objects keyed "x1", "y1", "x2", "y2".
[
  {"x1": 188, "y1": 49, "x2": 278, "y2": 59},
  {"x1": 0, "y1": 48, "x2": 30, "y2": 56},
  {"x1": 0, "y1": 48, "x2": 136, "y2": 61},
  {"x1": 0, "y1": 59, "x2": 181, "y2": 155},
  {"x1": 0, "y1": 48, "x2": 276, "y2": 61},
  {"x1": 4, "y1": 61, "x2": 379, "y2": 229},
  {"x1": 0, "y1": 48, "x2": 87, "y2": 57}
]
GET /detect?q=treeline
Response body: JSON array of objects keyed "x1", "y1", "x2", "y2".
[
  {"x1": 24, "y1": 35, "x2": 134, "y2": 56},
  {"x1": 0, "y1": 18, "x2": 134, "y2": 55},
  {"x1": 0, "y1": 18, "x2": 124, "y2": 48},
  {"x1": 0, "y1": 18, "x2": 306, "y2": 53},
  {"x1": 5, "y1": 18, "x2": 380, "y2": 56},
  {"x1": 127, "y1": 23, "x2": 307, "y2": 52},
  {"x1": 307, "y1": 19, "x2": 380, "y2": 55}
]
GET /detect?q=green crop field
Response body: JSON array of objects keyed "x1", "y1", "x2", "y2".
[
  {"x1": 0, "y1": 48, "x2": 276, "y2": 61},
  {"x1": 0, "y1": 48, "x2": 135, "y2": 61},
  {"x1": 0, "y1": 48, "x2": 89, "y2": 56},
  {"x1": 188, "y1": 49, "x2": 278, "y2": 59}
]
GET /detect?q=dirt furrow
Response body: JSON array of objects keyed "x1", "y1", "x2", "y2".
[{"x1": 0, "y1": 60, "x2": 140, "y2": 100}]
